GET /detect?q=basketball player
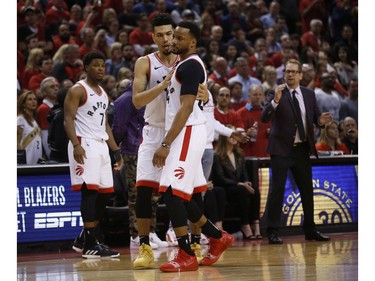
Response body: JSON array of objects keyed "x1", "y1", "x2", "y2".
[
  {"x1": 152, "y1": 21, "x2": 235, "y2": 273},
  {"x1": 132, "y1": 14, "x2": 209, "y2": 269},
  {"x1": 131, "y1": 14, "x2": 176, "y2": 269},
  {"x1": 64, "y1": 51, "x2": 123, "y2": 259}
]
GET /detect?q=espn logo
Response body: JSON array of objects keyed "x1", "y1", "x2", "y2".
[{"x1": 34, "y1": 211, "x2": 83, "y2": 229}]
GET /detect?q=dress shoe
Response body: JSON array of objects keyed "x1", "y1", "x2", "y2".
[
  {"x1": 268, "y1": 234, "x2": 283, "y2": 244},
  {"x1": 305, "y1": 230, "x2": 331, "y2": 241}
]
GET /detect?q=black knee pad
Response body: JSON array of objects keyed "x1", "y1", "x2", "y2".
[
  {"x1": 136, "y1": 186, "x2": 153, "y2": 218},
  {"x1": 81, "y1": 183, "x2": 98, "y2": 222},
  {"x1": 191, "y1": 193, "x2": 204, "y2": 212},
  {"x1": 95, "y1": 193, "x2": 112, "y2": 221},
  {"x1": 162, "y1": 187, "x2": 187, "y2": 228},
  {"x1": 184, "y1": 197, "x2": 203, "y2": 223}
]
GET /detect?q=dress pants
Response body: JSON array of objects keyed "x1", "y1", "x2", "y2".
[{"x1": 266, "y1": 142, "x2": 315, "y2": 235}]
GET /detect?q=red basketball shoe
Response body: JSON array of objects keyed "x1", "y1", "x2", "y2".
[
  {"x1": 159, "y1": 248, "x2": 199, "y2": 272},
  {"x1": 199, "y1": 231, "x2": 235, "y2": 266}
]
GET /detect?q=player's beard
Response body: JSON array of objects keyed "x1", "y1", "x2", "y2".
[{"x1": 172, "y1": 45, "x2": 188, "y2": 55}]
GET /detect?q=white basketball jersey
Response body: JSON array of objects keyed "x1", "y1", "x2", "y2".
[
  {"x1": 144, "y1": 52, "x2": 178, "y2": 128},
  {"x1": 165, "y1": 54, "x2": 207, "y2": 131},
  {"x1": 74, "y1": 80, "x2": 109, "y2": 140},
  {"x1": 17, "y1": 116, "x2": 42, "y2": 165}
]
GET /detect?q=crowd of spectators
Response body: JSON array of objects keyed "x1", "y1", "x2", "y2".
[{"x1": 16, "y1": 0, "x2": 358, "y2": 238}]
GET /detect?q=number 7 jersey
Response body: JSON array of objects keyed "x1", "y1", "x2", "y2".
[{"x1": 74, "y1": 80, "x2": 109, "y2": 141}]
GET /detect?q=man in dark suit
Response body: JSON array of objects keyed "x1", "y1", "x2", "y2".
[{"x1": 260, "y1": 59, "x2": 332, "y2": 244}]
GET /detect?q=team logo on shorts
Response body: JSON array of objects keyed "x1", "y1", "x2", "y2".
[
  {"x1": 75, "y1": 165, "x2": 84, "y2": 176},
  {"x1": 174, "y1": 167, "x2": 185, "y2": 180}
]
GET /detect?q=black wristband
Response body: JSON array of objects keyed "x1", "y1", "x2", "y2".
[{"x1": 113, "y1": 149, "x2": 122, "y2": 162}]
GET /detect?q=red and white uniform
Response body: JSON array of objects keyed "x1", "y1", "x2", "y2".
[
  {"x1": 68, "y1": 80, "x2": 114, "y2": 193},
  {"x1": 159, "y1": 54, "x2": 208, "y2": 201},
  {"x1": 135, "y1": 52, "x2": 179, "y2": 189}
]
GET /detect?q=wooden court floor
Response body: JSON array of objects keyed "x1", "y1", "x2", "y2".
[{"x1": 17, "y1": 232, "x2": 358, "y2": 281}]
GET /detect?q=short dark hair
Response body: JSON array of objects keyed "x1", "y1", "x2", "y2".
[
  {"x1": 37, "y1": 54, "x2": 52, "y2": 67},
  {"x1": 178, "y1": 21, "x2": 201, "y2": 42},
  {"x1": 82, "y1": 51, "x2": 105, "y2": 68},
  {"x1": 285, "y1": 59, "x2": 302, "y2": 72},
  {"x1": 152, "y1": 13, "x2": 173, "y2": 30}
]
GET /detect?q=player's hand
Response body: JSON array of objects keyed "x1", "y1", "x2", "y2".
[
  {"x1": 113, "y1": 157, "x2": 124, "y2": 173},
  {"x1": 231, "y1": 130, "x2": 249, "y2": 143},
  {"x1": 162, "y1": 69, "x2": 174, "y2": 88},
  {"x1": 152, "y1": 146, "x2": 170, "y2": 168},
  {"x1": 73, "y1": 145, "x2": 87, "y2": 164},
  {"x1": 196, "y1": 83, "x2": 209, "y2": 103}
]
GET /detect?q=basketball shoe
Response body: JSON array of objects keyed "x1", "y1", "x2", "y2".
[
  {"x1": 159, "y1": 248, "x2": 199, "y2": 272},
  {"x1": 133, "y1": 243, "x2": 155, "y2": 269},
  {"x1": 199, "y1": 231, "x2": 235, "y2": 266},
  {"x1": 72, "y1": 230, "x2": 84, "y2": 253},
  {"x1": 82, "y1": 243, "x2": 120, "y2": 259},
  {"x1": 191, "y1": 243, "x2": 203, "y2": 263}
]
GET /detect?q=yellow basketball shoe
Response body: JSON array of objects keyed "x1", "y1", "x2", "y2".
[
  {"x1": 191, "y1": 243, "x2": 203, "y2": 263},
  {"x1": 133, "y1": 243, "x2": 155, "y2": 269}
]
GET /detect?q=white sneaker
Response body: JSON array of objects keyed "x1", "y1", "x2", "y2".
[
  {"x1": 165, "y1": 227, "x2": 178, "y2": 247},
  {"x1": 130, "y1": 236, "x2": 159, "y2": 249},
  {"x1": 149, "y1": 232, "x2": 168, "y2": 247},
  {"x1": 200, "y1": 233, "x2": 209, "y2": 245}
]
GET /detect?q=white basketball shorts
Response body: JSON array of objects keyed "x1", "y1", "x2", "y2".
[{"x1": 68, "y1": 137, "x2": 114, "y2": 193}]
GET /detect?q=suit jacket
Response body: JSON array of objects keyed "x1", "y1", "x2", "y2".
[
  {"x1": 260, "y1": 86, "x2": 321, "y2": 157},
  {"x1": 211, "y1": 153, "x2": 249, "y2": 188}
]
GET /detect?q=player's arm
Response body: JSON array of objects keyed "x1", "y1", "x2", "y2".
[
  {"x1": 105, "y1": 119, "x2": 121, "y2": 153},
  {"x1": 132, "y1": 56, "x2": 173, "y2": 109},
  {"x1": 197, "y1": 83, "x2": 209, "y2": 103},
  {"x1": 63, "y1": 84, "x2": 86, "y2": 164}
]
